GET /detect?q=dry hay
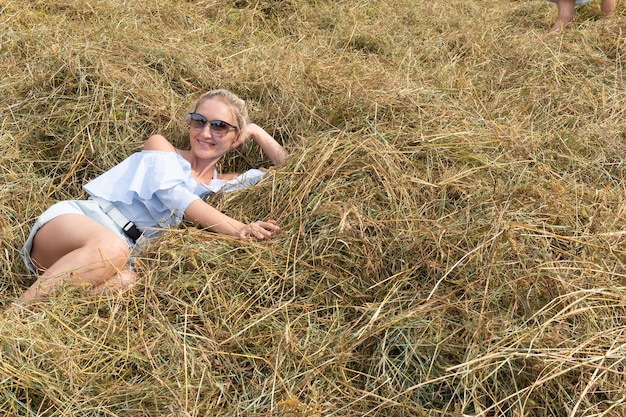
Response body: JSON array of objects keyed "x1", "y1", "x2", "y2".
[{"x1": 1, "y1": 0, "x2": 625, "y2": 416}]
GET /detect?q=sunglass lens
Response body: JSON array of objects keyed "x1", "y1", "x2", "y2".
[
  {"x1": 189, "y1": 113, "x2": 208, "y2": 129},
  {"x1": 210, "y1": 120, "x2": 229, "y2": 134}
]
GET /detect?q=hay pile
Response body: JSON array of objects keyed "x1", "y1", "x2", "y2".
[{"x1": 1, "y1": 0, "x2": 625, "y2": 415}]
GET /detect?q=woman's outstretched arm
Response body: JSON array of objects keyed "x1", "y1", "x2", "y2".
[{"x1": 184, "y1": 199, "x2": 280, "y2": 240}]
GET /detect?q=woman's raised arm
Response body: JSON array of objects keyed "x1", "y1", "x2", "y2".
[{"x1": 236, "y1": 123, "x2": 286, "y2": 168}]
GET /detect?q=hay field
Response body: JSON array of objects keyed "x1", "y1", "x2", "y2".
[{"x1": 1, "y1": 0, "x2": 626, "y2": 415}]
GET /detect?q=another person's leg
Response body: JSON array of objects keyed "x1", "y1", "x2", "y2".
[
  {"x1": 551, "y1": 0, "x2": 576, "y2": 31},
  {"x1": 601, "y1": 0, "x2": 616, "y2": 18},
  {"x1": 16, "y1": 214, "x2": 132, "y2": 305}
]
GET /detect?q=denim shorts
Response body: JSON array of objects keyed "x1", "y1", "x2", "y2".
[{"x1": 20, "y1": 200, "x2": 136, "y2": 275}]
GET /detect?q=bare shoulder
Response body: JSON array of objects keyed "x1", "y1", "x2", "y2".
[{"x1": 143, "y1": 135, "x2": 176, "y2": 152}]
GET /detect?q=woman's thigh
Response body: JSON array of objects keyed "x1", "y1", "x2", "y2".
[{"x1": 30, "y1": 214, "x2": 128, "y2": 271}]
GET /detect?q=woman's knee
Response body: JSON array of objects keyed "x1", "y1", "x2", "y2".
[{"x1": 90, "y1": 239, "x2": 131, "y2": 268}]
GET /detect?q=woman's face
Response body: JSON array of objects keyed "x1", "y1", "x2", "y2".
[{"x1": 189, "y1": 98, "x2": 239, "y2": 160}]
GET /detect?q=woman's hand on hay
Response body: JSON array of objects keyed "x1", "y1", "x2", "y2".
[{"x1": 239, "y1": 220, "x2": 280, "y2": 240}]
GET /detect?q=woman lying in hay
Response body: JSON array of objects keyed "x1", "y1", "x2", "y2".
[{"x1": 11, "y1": 89, "x2": 285, "y2": 309}]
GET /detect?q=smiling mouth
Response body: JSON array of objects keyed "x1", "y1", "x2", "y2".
[{"x1": 196, "y1": 138, "x2": 215, "y2": 147}]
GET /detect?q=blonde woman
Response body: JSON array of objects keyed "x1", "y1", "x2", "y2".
[{"x1": 14, "y1": 89, "x2": 285, "y2": 307}]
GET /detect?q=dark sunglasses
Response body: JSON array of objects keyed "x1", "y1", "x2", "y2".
[{"x1": 188, "y1": 113, "x2": 238, "y2": 135}]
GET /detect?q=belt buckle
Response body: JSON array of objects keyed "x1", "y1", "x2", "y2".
[{"x1": 122, "y1": 222, "x2": 142, "y2": 242}]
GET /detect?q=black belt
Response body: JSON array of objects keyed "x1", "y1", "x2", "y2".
[{"x1": 93, "y1": 198, "x2": 142, "y2": 243}]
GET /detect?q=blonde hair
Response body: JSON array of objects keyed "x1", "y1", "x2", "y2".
[{"x1": 188, "y1": 89, "x2": 249, "y2": 131}]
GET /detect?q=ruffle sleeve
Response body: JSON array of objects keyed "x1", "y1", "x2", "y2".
[{"x1": 83, "y1": 151, "x2": 199, "y2": 214}]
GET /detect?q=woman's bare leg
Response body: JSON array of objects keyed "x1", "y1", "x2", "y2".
[
  {"x1": 551, "y1": 0, "x2": 576, "y2": 31},
  {"x1": 15, "y1": 214, "x2": 131, "y2": 306}
]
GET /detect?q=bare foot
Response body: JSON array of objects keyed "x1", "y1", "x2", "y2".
[
  {"x1": 550, "y1": 0, "x2": 575, "y2": 32},
  {"x1": 93, "y1": 268, "x2": 137, "y2": 294},
  {"x1": 3, "y1": 301, "x2": 36, "y2": 316},
  {"x1": 550, "y1": 19, "x2": 570, "y2": 32}
]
